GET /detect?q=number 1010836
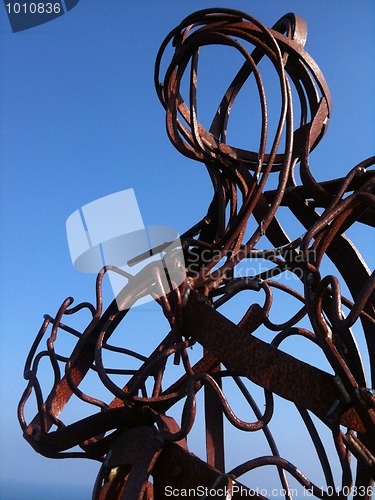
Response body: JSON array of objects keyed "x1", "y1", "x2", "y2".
[{"x1": 5, "y1": 3, "x2": 62, "y2": 14}]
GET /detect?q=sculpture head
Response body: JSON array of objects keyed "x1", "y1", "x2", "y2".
[{"x1": 155, "y1": 9, "x2": 332, "y2": 289}]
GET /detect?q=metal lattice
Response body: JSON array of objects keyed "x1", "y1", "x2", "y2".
[{"x1": 19, "y1": 9, "x2": 375, "y2": 499}]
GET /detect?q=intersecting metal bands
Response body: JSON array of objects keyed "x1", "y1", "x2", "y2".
[{"x1": 18, "y1": 8, "x2": 375, "y2": 500}]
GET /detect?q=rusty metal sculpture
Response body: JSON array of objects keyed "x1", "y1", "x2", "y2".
[{"x1": 18, "y1": 8, "x2": 375, "y2": 499}]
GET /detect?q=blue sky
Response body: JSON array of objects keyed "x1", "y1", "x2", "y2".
[{"x1": 0, "y1": 1, "x2": 374, "y2": 498}]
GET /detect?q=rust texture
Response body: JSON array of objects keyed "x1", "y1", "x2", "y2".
[{"x1": 18, "y1": 8, "x2": 375, "y2": 499}]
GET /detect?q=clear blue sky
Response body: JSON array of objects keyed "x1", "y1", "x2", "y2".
[{"x1": 0, "y1": 1, "x2": 374, "y2": 498}]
